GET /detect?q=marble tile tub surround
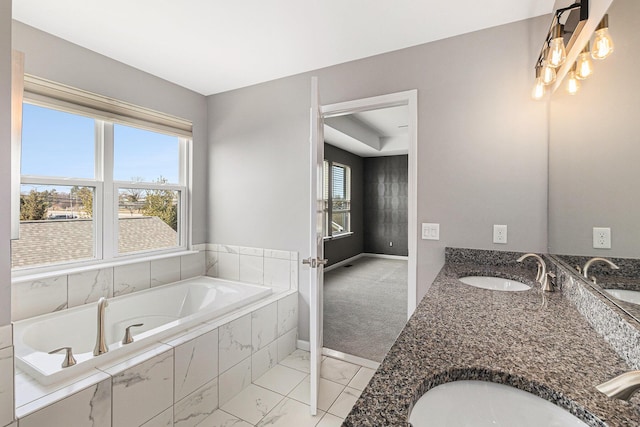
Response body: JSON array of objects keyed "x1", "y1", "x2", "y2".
[
  {"x1": 14, "y1": 291, "x2": 299, "y2": 426},
  {"x1": 345, "y1": 248, "x2": 640, "y2": 426},
  {"x1": 11, "y1": 243, "x2": 299, "y2": 322},
  {"x1": 205, "y1": 244, "x2": 299, "y2": 291},
  {"x1": 11, "y1": 250, "x2": 206, "y2": 321}
]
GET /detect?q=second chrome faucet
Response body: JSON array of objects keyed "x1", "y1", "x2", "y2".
[{"x1": 582, "y1": 257, "x2": 620, "y2": 282}]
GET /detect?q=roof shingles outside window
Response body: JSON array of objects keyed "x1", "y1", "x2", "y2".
[{"x1": 12, "y1": 217, "x2": 177, "y2": 268}]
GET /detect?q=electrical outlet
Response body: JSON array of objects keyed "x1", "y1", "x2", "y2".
[
  {"x1": 593, "y1": 227, "x2": 611, "y2": 249},
  {"x1": 389, "y1": 241, "x2": 393, "y2": 247},
  {"x1": 493, "y1": 225, "x2": 507, "y2": 244},
  {"x1": 422, "y1": 223, "x2": 439, "y2": 240}
]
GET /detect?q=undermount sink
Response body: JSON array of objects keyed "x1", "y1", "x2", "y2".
[
  {"x1": 458, "y1": 276, "x2": 530, "y2": 291},
  {"x1": 604, "y1": 289, "x2": 640, "y2": 305},
  {"x1": 409, "y1": 380, "x2": 589, "y2": 427}
]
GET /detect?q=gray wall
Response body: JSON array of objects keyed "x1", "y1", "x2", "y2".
[
  {"x1": 323, "y1": 143, "x2": 364, "y2": 267},
  {"x1": 11, "y1": 21, "x2": 209, "y2": 244},
  {"x1": 1, "y1": 0, "x2": 11, "y2": 327},
  {"x1": 549, "y1": 0, "x2": 640, "y2": 257},
  {"x1": 363, "y1": 155, "x2": 408, "y2": 256},
  {"x1": 208, "y1": 16, "x2": 549, "y2": 341}
]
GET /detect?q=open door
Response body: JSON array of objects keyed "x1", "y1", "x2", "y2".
[{"x1": 304, "y1": 76, "x2": 326, "y2": 416}]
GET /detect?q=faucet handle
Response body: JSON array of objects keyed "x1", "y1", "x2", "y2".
[
  {"x1": 122, "y1": 323, "x2": 144, "y2": 345},
  {"x1": 48, "y1": 346, "x2": 77, "y2": 368}
]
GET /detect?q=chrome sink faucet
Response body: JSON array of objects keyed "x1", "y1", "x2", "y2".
[
  {"x1": 93, "y1": 297, "x2": 109, "y2": 356},
  {"x1": 597, "y1": 371, "x2": 640, "y2": 400},
  {"x1": 517, "y1": 253, "x2": 553, "y2": 292},
  {"x1": 582, "y1": 257, "x2": 619, "y2": 280}
]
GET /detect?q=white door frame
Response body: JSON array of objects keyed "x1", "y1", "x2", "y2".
[{"x1": 321, "y1": 89, "x2": 418, "y2": 319}]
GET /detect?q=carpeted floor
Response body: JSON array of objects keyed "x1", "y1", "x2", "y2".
[{"x1": 323, "y1": 256, "x2": 407, "y2": 362}]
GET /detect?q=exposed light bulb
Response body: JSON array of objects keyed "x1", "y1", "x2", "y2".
[
  {"x1": 541, "y1": 61, "x2": 557, "y2": 85},
  {"x1": 566, "y1": 66, "x2": 581, "y2": 95},
  {"x1": 547, "y1": 24, "x2": 566, "y2": 68},
  {"x1": 531, "y1": 67, "x2": 546, "y2": 100},
  {"x1": 591, "y1": 15, "x2": 614, "y2": 60},
  {"x1": 575, "y1": 44, "x2": 593, "y2": 80}
]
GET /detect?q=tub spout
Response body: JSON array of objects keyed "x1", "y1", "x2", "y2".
[
  {"x1": 93, "y1": 297, "x2": 109, "y2": 356},
  {"x1": 596, "y1": 371, "x2": 640, "y2": 400}
]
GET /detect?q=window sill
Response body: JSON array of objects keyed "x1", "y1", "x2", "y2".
[
  {"x1": 12, "y1": 248, "x2": 200, "y2": 284},
  {"x1": 323, "y1": 232, "x2": 354, "y2": 242}
]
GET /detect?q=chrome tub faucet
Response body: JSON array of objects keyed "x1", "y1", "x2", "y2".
[{"x1": 93, "y1": 297, "x2": 109, "y2": 356}]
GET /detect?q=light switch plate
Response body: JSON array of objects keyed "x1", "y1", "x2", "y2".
[
  {"x1": 422, "y1": 223, "x2": 439, "y2": 240},
  {"x1": 493, "y1": 224, "x2": 507, "y2": 244}
]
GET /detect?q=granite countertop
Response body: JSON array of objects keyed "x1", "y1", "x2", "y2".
[{"x1": 344, "y1": 250, "x2": 640, "y2": 426}]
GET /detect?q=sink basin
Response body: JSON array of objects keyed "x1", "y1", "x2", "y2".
[
  {"x1": 409, "y1": 380, "x2": 589, "y2": 426},
  {"x1": 604, "y1": 289, "x2": 640, "y2": 305},
  {"x1": 458, "y1": 276, "x2": 530, "y2": 291}
]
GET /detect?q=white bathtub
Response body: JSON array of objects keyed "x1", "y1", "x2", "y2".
[{"x1": 14, "y1": 276, "x2": 272, "y2": 385}]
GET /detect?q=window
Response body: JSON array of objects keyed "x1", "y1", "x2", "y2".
[
  {"x1": 323, "y1": 160, "x2": 351, "y2": 238},
  {"x1": 12, "y1": 100, "x2": 190, "y2": 272}
]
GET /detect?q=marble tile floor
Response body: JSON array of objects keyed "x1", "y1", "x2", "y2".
[{"x1": 199, "y1": 349, "x2": 377, "y2": 426}]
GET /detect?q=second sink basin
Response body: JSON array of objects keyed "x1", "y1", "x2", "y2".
[
  {"x1": 604, "y1": 289, "x2": 640, "y2": 305},
  {"x1": 409, "y1": 380, "x2": 589, "y2": 426},
  {"x1": 459, "y1": 276, "x2": 530, "y2": 291}
]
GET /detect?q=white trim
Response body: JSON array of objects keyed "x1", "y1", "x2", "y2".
[
  {"x1": 323, "y1": 253, "x2": 365, "y2": 272},
  {"x1": 323, "y1": 231, "x2": 354, "y2": 242},
  {"x1": 322, "y1": 347, "x2": 380, "y2": 370},
  {"x1": 11, "y1": 249, "x2": 200, "y2": 283},
  {"x1": 321, "y1": 90, "x2": 418, "y2": 320},
  {"x1": 11, "y1": 50, "x2": 25, "y2": 240},
  {"x1": 296, "y1": 340, "x2": 381, "y2": 370},
  {"x1": 407, "y1": 90, "x2": 418, "y2": 318},
  {"x1": 363, "y1": 253, "x2": 408, "y2": 261}
]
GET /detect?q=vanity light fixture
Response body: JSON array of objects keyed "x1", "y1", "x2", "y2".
[
  {"x1": 531, "y1": 1, "x2": 587, "y2": 100},
  {"x1": 575, "y1": 43, "x2": 594, "y2": 79},
  {"x1": 531, "y1": 66, "x2": 546, "y2": 100},
  {"x1": 566, "y1": 63, "x2": 581, "y2": 95},
  {"x1": 591, "y1": 14, "x2": 614, "y2": 60}
]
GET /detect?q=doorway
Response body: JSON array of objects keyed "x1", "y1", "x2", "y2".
[{"x1": 320, "y1": 91, "x2": 417, "y2": 363}]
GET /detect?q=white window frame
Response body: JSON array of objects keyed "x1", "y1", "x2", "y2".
[
  {"x1": 323, "y1": 160, "x2": 352, "y2": 240},
  {"x1": 13, "y1": 81, "x2": 193, "y2": 277}
]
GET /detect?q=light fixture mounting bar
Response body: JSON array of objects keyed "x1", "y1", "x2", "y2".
[{"x1": 535, "y1": 0, "x2": 589, "y2": 69}]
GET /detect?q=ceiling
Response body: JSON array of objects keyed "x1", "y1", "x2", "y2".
[
  {"x1": 12, "y1": 1, "x2": 554, "y2": 96},
  {"x1": 324, "y1": 105, "x2": 409, "y2": 157}
]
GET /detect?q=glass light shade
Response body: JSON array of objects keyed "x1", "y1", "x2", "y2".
[
  {"x1": 547, "y1": 39, "x2": 566, "y2": 68},
  {"x1": 541, "y1": 62, "x2": 557, "y2": 85},
  {"x1": 566, "y1": 70, "x2": 581, "y2": 95},
  {"x1": 547, "y1": 24, "x2": 566, "y2": 68},
  {"x1": 531, "y1": 75, "x2": 545, "y2": 100},
  {"x1": 575, "y1": 51, "x2": 593, "y2": 80},
  {"x1": 591, "y1": 27, "x2": 614, "y2": 60}
]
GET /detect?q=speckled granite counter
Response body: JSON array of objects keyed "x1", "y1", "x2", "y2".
[{"x1": 344, "y1": 249, "x2": 640, "y2": 426}]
